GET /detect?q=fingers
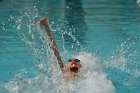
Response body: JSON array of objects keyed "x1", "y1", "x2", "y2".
[
  {"x1": 39, "y1": 17, "x2": 48, "y2": 23},
  {"x1": 38, "y1": 17, "x2": 49, "y2": 26}
]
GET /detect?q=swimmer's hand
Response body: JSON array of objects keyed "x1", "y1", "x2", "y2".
[{"x1": 38, "y1": 17, "x2": 49, "y2": 26}]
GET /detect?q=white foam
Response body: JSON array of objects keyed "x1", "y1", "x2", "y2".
[{"x1": 4, "y1": 52, "x2": 115, "y2": 93}]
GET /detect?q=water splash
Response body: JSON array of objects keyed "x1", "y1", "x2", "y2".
[
  {"x1": 4, "y1": 52, "x2": 115, "y2": 93},
  {"x1": 101, "y1": 38, "x2": 140, "y2": 89},
  {"x1": 2, "y1": 4, "x2": 115, "y2": 93}
]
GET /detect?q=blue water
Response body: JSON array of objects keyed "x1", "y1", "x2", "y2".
[{"x1": 0, "y1": 0, "x2": 140, "y2": 93}]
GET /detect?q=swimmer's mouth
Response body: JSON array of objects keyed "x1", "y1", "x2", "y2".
[{"x1": 70, "y1": 67, "x2": 79, "y2": 73}]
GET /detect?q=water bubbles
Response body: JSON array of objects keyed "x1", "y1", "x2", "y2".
[
  {"x1": 2, "y1": 26, "x2": 6, "y2": 31},
  {"x1": 17, "y1": 25, "x2": 21, "y2": 30},
  {"x1": 10, "y1": 15, "x2": 14, "y2": 20},
  {"x1": 66, "y1": 6, "x2": 69, "y2": 9}
]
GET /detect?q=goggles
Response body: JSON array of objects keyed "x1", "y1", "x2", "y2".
[{"x1": 68, "y1": 58, "x2": 80, "y2": 63}]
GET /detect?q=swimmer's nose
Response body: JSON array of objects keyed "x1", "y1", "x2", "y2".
[
  {"x1": 72, "y1": 61, "x2": 77, "y2": 64},
  {"x1": 71, "y1": 64, "x2": 77, "y2": 67}
]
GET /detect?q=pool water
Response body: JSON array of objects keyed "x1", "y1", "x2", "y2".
[{"x1": 0, "y1": 0, "x2": 140, "y2": 93}]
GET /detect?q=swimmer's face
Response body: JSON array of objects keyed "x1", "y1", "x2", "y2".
[
  {"x1": 67, "y1": 61, "x2": 81, "y2": 68},
  {"x1": 67, "y1": 59, "x2": 82, "y2": 73}
]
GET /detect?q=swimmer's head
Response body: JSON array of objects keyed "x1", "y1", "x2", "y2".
[{"x1": 67, "y1": 58, "x2": 82, "y2": 73}]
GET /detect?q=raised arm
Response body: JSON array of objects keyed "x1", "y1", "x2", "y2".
[{"x1": 39, "y1": 18, "x2": 64, "y2": 71}]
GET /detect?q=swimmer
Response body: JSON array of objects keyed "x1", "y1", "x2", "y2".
[
  {"x1": 38, "y1": 18, "x2": 82, "y2": 81},
  {"x1": 63, "y1": 58, "x2": 82, "y2": 81}
]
